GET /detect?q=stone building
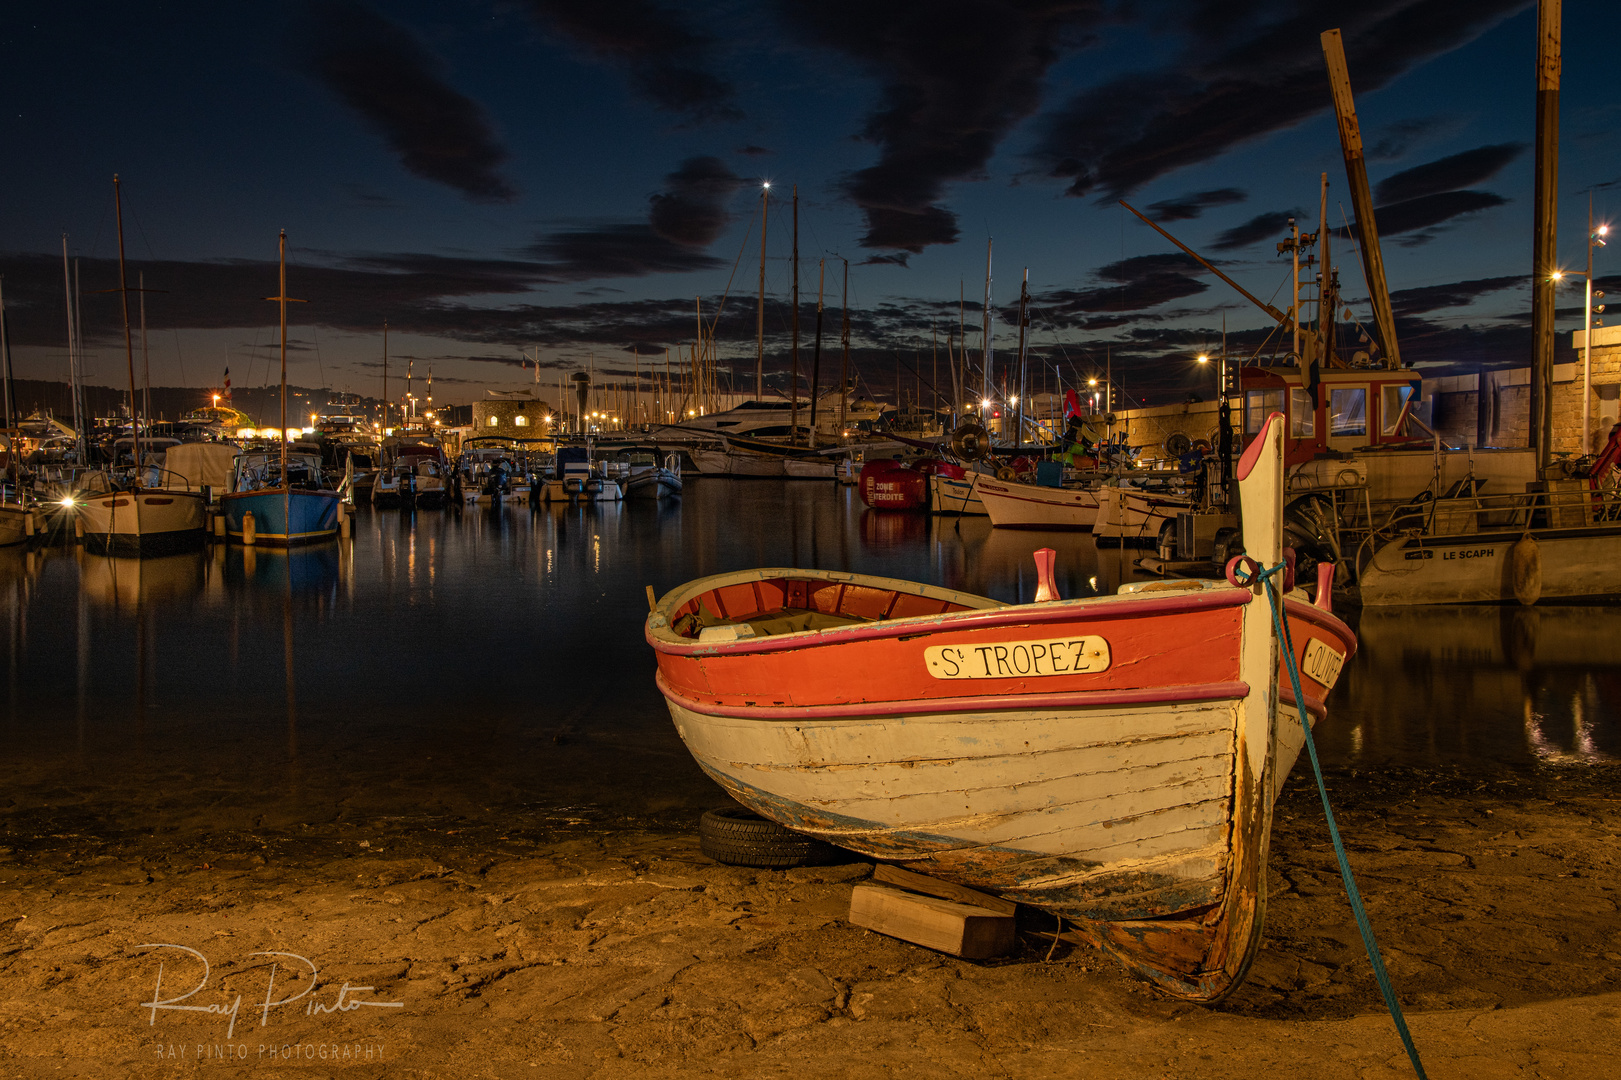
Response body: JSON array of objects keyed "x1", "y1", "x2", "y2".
[{"x1": 470, "y1": 392, "x2": 556, "y2": 441}]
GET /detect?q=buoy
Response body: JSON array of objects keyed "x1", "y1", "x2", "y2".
[
  {"x1": 1511, "y1": 535, "x2": 1541, "y2": 606},
  {"x1": 243, "y1": 510, "x2": 257, "y2": 547}
]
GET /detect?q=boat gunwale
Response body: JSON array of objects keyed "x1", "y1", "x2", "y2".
[{"x1": 647, "y1": 567, "x2": 1255, "y2": 657}]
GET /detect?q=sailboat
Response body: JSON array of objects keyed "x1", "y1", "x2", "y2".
[
  {"x1": 219, "y1": 231, "x2": 340, "y2": 545},
  {"x1": 76, "y1": 177, "x2": 209, "y2": 556}
]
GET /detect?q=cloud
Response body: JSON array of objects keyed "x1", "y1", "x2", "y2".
[
  {"x1": 860, "y1": 252, "x2": 912, "y2": 267},
  {"x1": 1390, "y1": 275, "x2": 1521, "y2": 319},
  {"x1": 1033, "y1": 0, "x2": 1527, "y2": 199},
  {"x1": 295, "y1": 1, "x2": 516, "y2": 203},
  {"x1": 524, "y1": 0, "x2": 739, "y2": 121},
  {"x1": 1341, "y1": 190, "x2": 1509, "y2": 243},
  {"x1": 781, "y1": 0, "x2": 1106, "y2": 253},
  {"x1": 1367, "y1": 114, "x2": 1455, "y2": 161},
  {"x1": 1034, "y1": 252, "x2": 1210, "y2": 325},
  {"x1": 1145, "y1": 187, "x2": 1246, "y2": 222},
  {"x1": 736, "y1": 145, "x2": 774, "y2": 157},
  {"x1": 647, "y1": 156, "x2": 745, "y2": 247},
  {"x1": 1211, "y1": 209, "x2": 1302, "y2": 251},
  {"x1": 1373, "y1": 142, "x2": 1526, "y2": 204},
  {"x1": 526, "y1": 225, "x2": 726, "y2": 280}
]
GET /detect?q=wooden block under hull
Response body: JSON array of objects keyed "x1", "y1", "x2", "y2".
[{"x1": 848, "y1": 883, "x2": 1016, "y2": 959}]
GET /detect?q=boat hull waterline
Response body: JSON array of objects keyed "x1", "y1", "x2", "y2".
[
  {"x1": 78, "y1": 490, "x2": 208, "y2": 556},
  {"x1": 221, "y1": 489, "x2": 340, "y2": 545}
]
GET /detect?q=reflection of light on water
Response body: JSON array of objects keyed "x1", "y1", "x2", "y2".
[
  {"x1": 1088, "y1": 575, "x2": 1097, "y2": 592},
  {"x1": 593, "y1": 534, "x2": 601, "y2": 574},
  {"x1": 1350, "y1": 724, "x2": 1363, "y2": 757},
  {"x1": 1526, "y1": 675, "x2": 1611, "y2": 764}
]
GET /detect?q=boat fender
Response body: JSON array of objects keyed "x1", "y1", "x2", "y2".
[
  {"x1": 1033, "y1": 547, "x2": 1059, "y2": 602},
  {"x1": 1511, "y1": 535, "x2": 1541, "y2": 607},
  {"x1": 243, "y1": 511, "x2": 257, "y2": 547},
  {"x1": 24, "y1": 512, "x2": 35, "y2": 538},
  {"x1": 996, "y1": 465, "x2": 1017, "y2": 481}
]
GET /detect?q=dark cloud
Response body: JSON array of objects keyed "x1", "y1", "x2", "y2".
[
  {"x1": 1211, "y1": 209, "x2": 1302, "y2": 251},
  {"x1": 1390, "y1": 275, "x2": 1521, "y2": 318},
  {"x1": 1034, "y1": 252, "x2": 1210, "y2": 325},
  {"x1": 1145, "y1": 187, "x2": 1246, "y2": 222},
  {"x1": 781, "y1": 0, "x2": 1106, "y2": 253},
  {"x1": 296, "y1": 1, "x2": 516, "y2": 203},
  {"x1": 524, "y1": 0, "x2": 739, "y2": 121},
  {"x1": 1373, "y1": 142, "x2": 1526, "y2": 204},
  {"x1": 1034, "y1": 0, "x2": 1527, "y2": 199},
  {"x1": 647, "y1": 157, "x2": 745, "y2": 247},
  {"x1": 1367, "y1": 115, "x2": 1453, "y2": 162},
  {"x1": 860, "y1": 252, "x2": 912, "y2": 267},
  {"x1": 736, "y1": 145, "x2": 774, "y2": 157},
  {"x1": 526, "y1": 225, "x2": 726, "y2": 280},
  {"x1": 1342, "y1": 190, "x2": 1509, "y2": 243}
]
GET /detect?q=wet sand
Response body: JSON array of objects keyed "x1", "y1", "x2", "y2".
[{"x1": 2, "y1": 764, "x2": 1617, "y2": 1078}]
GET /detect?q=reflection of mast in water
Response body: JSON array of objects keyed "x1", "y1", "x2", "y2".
[{"x1": 77, "y1": 578, "x2": 89, "y2": 754}]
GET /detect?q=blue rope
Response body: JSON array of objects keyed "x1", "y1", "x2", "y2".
[{"x1": 1240, "y1": 558, "x2": 1429, "y2": 1079}]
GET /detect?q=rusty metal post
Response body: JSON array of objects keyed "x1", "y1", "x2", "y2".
[{"x1": 1530, "y1": 0, "x2": 1561, "y2": 470}]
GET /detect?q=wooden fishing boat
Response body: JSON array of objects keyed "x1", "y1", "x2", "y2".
[
  {"x1": 647, "y1": 414, "x2": 1356, "y2": 1001},
  {"x1": 977, "y1": 474, "x2": 1100, "y2": 528}
]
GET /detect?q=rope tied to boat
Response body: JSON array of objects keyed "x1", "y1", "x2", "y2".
[{"x1": 1240, "y1": 556, "x2": 1429, "y2": 1080}]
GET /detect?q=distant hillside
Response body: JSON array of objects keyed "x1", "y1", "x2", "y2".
[{"x1": 7, "y1": 378, "x2": 387, "y2": 427}]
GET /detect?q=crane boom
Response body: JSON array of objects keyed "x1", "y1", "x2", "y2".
[{"x1": 1321, "y1": 28, "x2": 1401, "y2": 371}]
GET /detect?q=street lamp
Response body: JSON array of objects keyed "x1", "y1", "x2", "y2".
[{"x1": 1555, "y1": 202, "x2": 1611, "y2": 453}]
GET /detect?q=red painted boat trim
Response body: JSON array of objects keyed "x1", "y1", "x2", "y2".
[
  {"x1": 649, "y1": 586, "x2": 1252, "y2": 657},
  {"x1": 1279, "y1": 686, "x2": 1328, "y2": 722},
  {"x1": 1235, "y1": 412, "x2": 1282, "y2": 479},
  {"x1": 657, "y1": 670, "x2": 1252, "y2": 720},
  {"x1": 1280, "y1": 596, "x2": 1358, "y2": 659}
]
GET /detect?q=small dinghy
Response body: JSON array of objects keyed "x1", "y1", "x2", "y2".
[{"x1": 646, "y1": 414, "x2": 1355, "y2": 1002}]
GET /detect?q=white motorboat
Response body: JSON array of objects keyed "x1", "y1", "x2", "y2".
[{"x1": 977, "y1": 475, "x2": 1100, "y2": 528}]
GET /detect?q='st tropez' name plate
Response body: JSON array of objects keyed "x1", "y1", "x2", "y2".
[{"x1": 925, "y1": 637, "x2": 1110, "y2": 680}]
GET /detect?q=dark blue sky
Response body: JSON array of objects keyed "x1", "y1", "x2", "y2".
[{"x1": 1, "y1": 1, "x2": 1616, "y2": 409}]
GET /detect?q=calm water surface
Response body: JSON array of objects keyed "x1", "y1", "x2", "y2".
[{"x1": 2, "y1": 479, "x2": 1615, "y2": 837}]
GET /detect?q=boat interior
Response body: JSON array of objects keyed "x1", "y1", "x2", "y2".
[{"x1": 670, "y1": 576, "x2": 997, "y2": 642}]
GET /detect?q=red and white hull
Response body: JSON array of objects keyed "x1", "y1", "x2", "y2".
[{"x1": 648, "y1": 416, "x2": 1354, "y2": 1001}]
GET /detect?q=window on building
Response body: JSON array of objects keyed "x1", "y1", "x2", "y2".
[
  {"x1": 486, "y1": 415, "x2": 500, "y2": 427},
  {"x1": 1381, "y1": 384, "x2": 1415, "y2": 435},
  {"x1": 1290, "y1": 388, "x2": 1316, "y2": 438},
  {"x1": 514, "y1": 415, "x2": 529, "y2": 427},
  {"x1": 1245, "y1": 389, "x2": 1284, "y2": 433},
  {"x1": 1330, "y1": 388, "x2": 1367, "y2": 437}
]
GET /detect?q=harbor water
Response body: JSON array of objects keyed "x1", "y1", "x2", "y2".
[{"x1": 2, "y1": 479, "x2": 1615, "y2": 839}]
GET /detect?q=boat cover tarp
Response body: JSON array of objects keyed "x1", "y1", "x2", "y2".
[{"x1": 164, "y1": 443, "x2": 237, "y2": 492}]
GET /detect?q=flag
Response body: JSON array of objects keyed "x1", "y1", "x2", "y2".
[{"x1": 223, "y1": 367, "x2": 232, "y2": 402}]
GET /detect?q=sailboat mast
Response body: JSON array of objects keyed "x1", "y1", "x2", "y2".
[
  {"x1": 839, "y1": 258, "x2": 850, "y2": 437},
  {"x1": 791, "y1": 186, "x2": 800, "y2": 442},
  {"x1": 810, "y1": 258, "x2": 824, "y2": 446},
  {"x1": 981, "y1": 238, "x2": 994, "y2": 408},
  {"x1": 382, "y1": 322, "x2": 389, "y2": 434},
  {"x1": 113, "y1": 175, "x2": 141, "y2": 481},
  {"x1": 278, "y1": 230, "x2": 289, "y2": 487},
  {"x1": 1015, "y1": 268, "x2": 1029, "y2": 449},
  {"x1": 140, "y1": 271, "x2": 151, "y2": 426},
  {"x1": 61, "y1": 236, "x2": 85, "y2": 459},
  {"x1": 0, "y1": 279, "x2": 13, "y2": 433},
  {"x1": 756, "y1": 183, "x2": 769, "y2": 401}
]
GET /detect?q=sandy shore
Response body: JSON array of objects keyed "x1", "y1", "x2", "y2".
[{"x1": 2, "y1": 765, "x2": 1618, "y2": 1078}]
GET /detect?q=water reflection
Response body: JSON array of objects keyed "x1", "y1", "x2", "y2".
[
  {"x1": 1330, "y1": 605, "x2": 1621, "y2": 767},
  {"x1": 0, "y1": 480, "x2": 1616, "y2": 840}
]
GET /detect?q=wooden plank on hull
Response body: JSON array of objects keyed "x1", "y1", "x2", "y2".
[{"x1": 849, "y1": 884, "x2": 1016, "y2": 958}]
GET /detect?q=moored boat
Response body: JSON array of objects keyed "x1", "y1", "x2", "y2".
[
  {"x1": 977, "y1": 474, "x2": 1099, "y2": 528},
  {"x1": 647, "y1": 414, "x2": 1357, "y2": 1001}
]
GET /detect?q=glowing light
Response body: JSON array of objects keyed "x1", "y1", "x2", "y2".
[
  {"x1": 60, "y1": 496, "x2": 76, "y2": 508},
  {"x1": 763, "y1": 181, "x2": 771, "y2": 190},
  {"x1": 1552, "y1": 270, "x2": 1565, "y2": 282},
  {"x1": 1009, "y1": 396, "x2": 1018, "y2": 406},
  {"x1": 1196, "y1": 354, "x2": 1209, "y2": 363},
  {"x1": 1087, "y1": 377, "x2": 1098, "y2": 388},
  {"x1": 981, "y1": 398, "x2": 990, "y2": 409}
]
